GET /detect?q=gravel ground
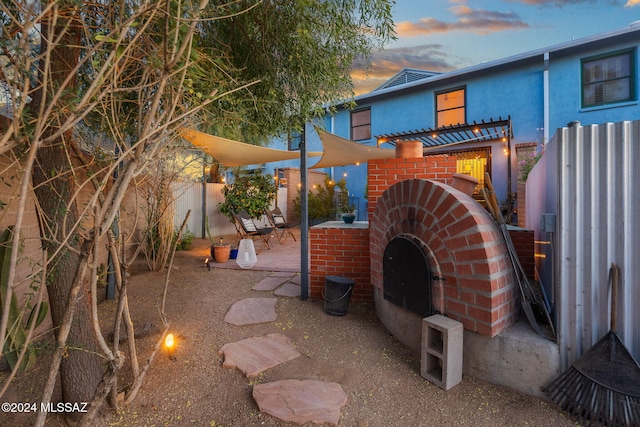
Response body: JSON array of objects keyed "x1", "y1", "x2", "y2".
[{"x1": 0, "y1": 245, "x2": 580, "y2": 426}]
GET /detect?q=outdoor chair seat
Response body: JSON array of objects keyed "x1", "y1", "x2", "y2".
[
  {"x1": 232, "y1": 210, "x2": 273, "y2": 251},
  {"x1": 266, "y1": 207, "x2": 296, "y2": 244}
]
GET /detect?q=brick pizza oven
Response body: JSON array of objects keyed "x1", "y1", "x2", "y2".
[
  {"x1": 370, "y1": 178, "x2": 519, "y2": 353},
  {"x1": 309, "y1": 147, "x2": 553, "y2": 397}
]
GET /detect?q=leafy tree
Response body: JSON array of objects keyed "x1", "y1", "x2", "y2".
[
  {"x1": 195, "y1": 0, "x2": 396, "y2": 140},
  {"x1": 218, "y1": 173, "x2": 277, "y2": 221},
  {"x1": 0, "y1": 0, "x2": 395, "y2": 424}
]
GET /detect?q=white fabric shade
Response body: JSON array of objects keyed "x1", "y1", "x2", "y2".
[
  {"x1": 311, "y1": 128, "x2": 396, "y2": 168},
  {"x1": 180, "y1": 128, "x2": 322, "y2": 167}
]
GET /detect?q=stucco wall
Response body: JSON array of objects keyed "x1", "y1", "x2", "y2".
[{"x1": 0, "y1": 152, "x2": 146, "y2": 334}]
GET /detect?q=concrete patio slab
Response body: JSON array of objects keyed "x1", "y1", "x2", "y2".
[
  {"x1": 253, "y1": 379, "x2": 348, "y2": 426},
  {"x1": 218, "y1": 333, "x2": 301, "y2": 378},
  {"x1": 274, "y1": 283, "x2": 301, "y2": 298},
  {"x1": 223, "y1": 298, "x2": 278, "y2": 326},
  {"x1": 188, "y1": 228, "x2": 303, "y2": 273}
]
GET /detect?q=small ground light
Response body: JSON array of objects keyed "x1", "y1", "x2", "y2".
[
  {"x1": 204, "y1": 257, "x2": 210, "y2": 271},
  {"x1": 165, "y1": 333, "x2": 176, "y2": 361}
]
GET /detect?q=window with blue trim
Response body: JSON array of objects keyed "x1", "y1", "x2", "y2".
[
  {"x1": 436, "y1": 87, "x2": 465, "y2": 127},
  {"x1": 351, "y1": 108, "x2": 371, "y2": 141},
  {"x1": 582, "y1": 49, "x2": 634, "y2": 108},
  {"x1": 288, "y1": 127, "x2": 304, "y2": 151}
]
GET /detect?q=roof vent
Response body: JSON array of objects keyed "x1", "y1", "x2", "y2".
[{"x1": 375, "y1": 69, "x2": 439, "y2": 91}]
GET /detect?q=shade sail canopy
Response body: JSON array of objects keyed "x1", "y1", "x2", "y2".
[
  {"x1": 311, "y1": 128, "x2": 396, "y2": 169},
  {"x1": 180, "y1": 128, "x2": 322, "y2": 167}
]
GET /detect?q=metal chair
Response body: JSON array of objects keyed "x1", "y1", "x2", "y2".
[{"x1": 266, "y1": 207, "x2": 296, "y2": 244}]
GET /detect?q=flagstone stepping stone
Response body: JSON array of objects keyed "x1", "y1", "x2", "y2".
[
  {"x1": 253, "y1": 276, "x2": 291, "y2": 291},
  {"x1": 224, "y1": 298, "x2": 278, "y2": 325},
  {"x1": 269, "y1": 271, "x2": 295, "y2": 278},
  {"x1": 218, "y1": 333, "x2": 301, "y2": 378},
  {"x1": 253, "y1": 379, "x2": 348, "y2": 426},
  {"x1": 290, "y1": 275, "x2": 302, "y2": 285},
  {"x1": 274, "y1": 283, "x2": 301, "y2": 297}
]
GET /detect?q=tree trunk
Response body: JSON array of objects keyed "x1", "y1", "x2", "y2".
[{"x1": 31, "y1": 2, "x2": 104, "y2": 421}]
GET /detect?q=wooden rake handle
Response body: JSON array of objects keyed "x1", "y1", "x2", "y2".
[
  {"x1": 484, "y1": 172, "x2": 503, "y2": 225},
  {"x1": 610, "y1": 263, "x2": 618, "y2": 332}
]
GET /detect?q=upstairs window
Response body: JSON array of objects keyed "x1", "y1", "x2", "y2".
[
  {"x1": 582, "y1": 50, "x2": 634, "y2": 108},
  {"x1": 351, "y1": 108, "x2": 371, "y2": 141},
  {"x1": 436, "y1": 87, "x2": 465, "y2": 127},
  {"x1": 288, "y1": 127, "x2": 304, "y2": 151}
]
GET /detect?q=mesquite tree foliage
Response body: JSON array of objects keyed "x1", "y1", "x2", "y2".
[{"x1": 0, "y1": 0, "x2": 394, "y2": 424}]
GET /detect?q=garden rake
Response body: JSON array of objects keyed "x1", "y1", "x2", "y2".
[{"x1": 545, "y1": 263, "x2": 640, "y2": 426}]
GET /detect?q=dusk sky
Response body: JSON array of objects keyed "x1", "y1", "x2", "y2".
[{"x1": 352, "y1": 0, "x2": 640, "y2": 94}]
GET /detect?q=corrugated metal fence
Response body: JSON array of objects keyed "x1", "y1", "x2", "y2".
[
  {"x1": 172, "y1": 182, "x2": 236, "y2": 239},
  {"x1": 527, "y1": 120, "x2": 640, "y2": 370},
  {"x1": 172, "y1": 183, "x2": 289, "y2": 241}
]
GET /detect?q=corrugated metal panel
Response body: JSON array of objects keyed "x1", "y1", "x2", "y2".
[
  {"x1": 172, "y1": 182, "x2": 249, "y2": 240},
  {"x1": 552, "y1": 121, "x2": 640, "y2": 369},
  {"x1": 172, "y1": 183, "x2": 203, "y2": 237},
  {"x1": 204, "y1": 183, "x2": 236, "y2": 238}
]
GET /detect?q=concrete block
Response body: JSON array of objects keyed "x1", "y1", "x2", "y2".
[{"x1": 421, "y1": 314, "x2": 463, "y2": 390}]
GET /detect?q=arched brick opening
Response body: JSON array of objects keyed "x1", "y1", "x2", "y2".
[{"x1": 370, "y1": 179, "x2": 518, "y2": 340}]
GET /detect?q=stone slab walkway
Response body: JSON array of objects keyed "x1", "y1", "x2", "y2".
[
  {"x1": 220, "y1": 272, "x2": 346, "y2": 424},
  {"x1": 252, "y1": 275, "x2": 293, "y2": 291},
  {"x1": 223, "y1": 297, "x2": 278, "y2": 326},
  {"x1": 253, "y1": 379, "x2": 348, "y2": 426},
  {"x1": 274, "y1": 283, "x2": 301, "y2": 298},
  {"x1": 218, "y1": 333, "x2": 301, "y2": 378}
]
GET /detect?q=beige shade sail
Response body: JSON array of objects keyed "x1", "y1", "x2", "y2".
[
  {"x1": 311, "y1": 128, "x2": 396, "y2": 169},
  {"x1": 180, "y1": 128, "x2": 322, "y2": 167}
]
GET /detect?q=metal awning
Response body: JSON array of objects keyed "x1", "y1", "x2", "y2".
[{"x1": 375, "y1": 116, "x2": 512, "y2": 150}]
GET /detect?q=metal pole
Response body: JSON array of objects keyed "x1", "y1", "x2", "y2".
[
  {"x1": 202, "y1": 162, "x2": 207, "y2": 239},
  {"x1": 507, "y1": 116, "x2": 513, "y2": 214},
  {"x1": 300, "y1": 134, "x2": 309, "y2": 301}
]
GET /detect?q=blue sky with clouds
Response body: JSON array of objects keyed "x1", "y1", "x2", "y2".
[{"x1": 353, "y1": 0, "x2": 640, "y2": 93}]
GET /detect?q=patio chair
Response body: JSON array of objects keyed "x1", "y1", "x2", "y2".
[
  {"x1": 266, "y1": 207, "x2": 297, "y2": 244},
  {"x1": 232, "y1": 210, "x2": 273, "y2": 251}
]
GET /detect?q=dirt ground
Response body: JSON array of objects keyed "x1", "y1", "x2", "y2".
[{"x1": 1, "y1": 242, "x2": 580, "y2": 427}]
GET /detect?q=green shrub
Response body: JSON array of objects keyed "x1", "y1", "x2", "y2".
[
  {"x1": 218, "y1": 173, "x2": 277, "y2": 220},
  {"x1": 294, "y1": 177, "x2": 348, "y2": 222},
  {"x1": 176, "y1": 227, "x2": 194, "y2": 251}
]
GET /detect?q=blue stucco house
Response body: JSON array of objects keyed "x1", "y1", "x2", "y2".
[{"x1": 263, "y1": 23, "x2": 640, "y2": 221}]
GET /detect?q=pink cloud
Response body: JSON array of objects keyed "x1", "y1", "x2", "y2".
[{"x1": 396, "y1": 5, "x2": 529, "y2": 37}]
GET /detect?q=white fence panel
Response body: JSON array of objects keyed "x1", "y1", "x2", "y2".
[
  {"x1": 172, "y1": 182, "x2": 202, "y2": 236},
  {"x1": 528, "y1": 120, "x2": 640, "y2": 369},
  {"x1": 172, "y1": 182, "x2": 236, "y2": 240},
  {"x1": 205, "y1": 183, "x2": 236, "y2": 239}
]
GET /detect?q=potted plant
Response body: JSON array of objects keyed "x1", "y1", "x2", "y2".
[
  {"x1": 217, "y1": 173, "x2": 277, "y2": 223},
  {"x1": 212, "y1": 237, "x2": 231, "y2": 263},
  {"x1": 205, "y1": 216, "x2": 231, "y2": 263},
  {"x1": 341, "y1": 205, "x2": 356, "y2": 224},
  {"x1": 337, "y1": 179, "x2": 356, "y2": 223}
]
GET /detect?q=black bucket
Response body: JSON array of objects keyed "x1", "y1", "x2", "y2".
[{"x1": 323, "y1": 276, "x2": 354, "y2": 316}]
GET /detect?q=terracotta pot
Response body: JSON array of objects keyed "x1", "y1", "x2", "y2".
[
  {"x1": 212, "y1": 244, "x2": 231, "y2": 263},
  {"x1": 451, "y1": 173, "x2": 478, "y2": 196},
  {"x1": 395, "y1": 140, "x2": 422, "y2": 159}
]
